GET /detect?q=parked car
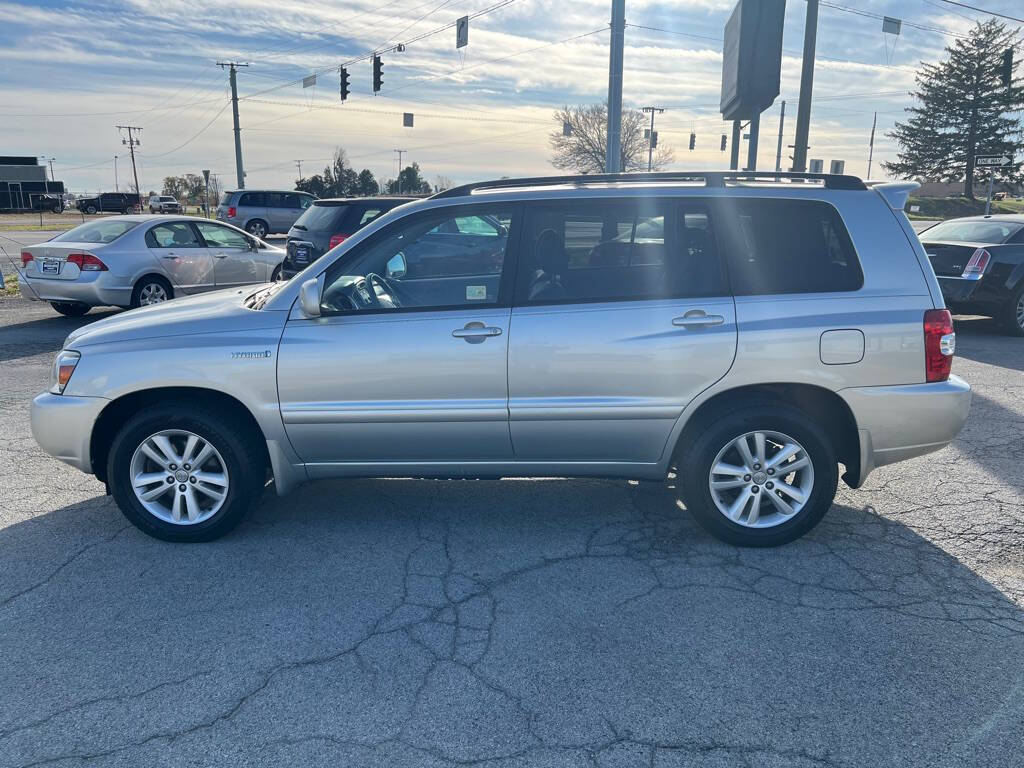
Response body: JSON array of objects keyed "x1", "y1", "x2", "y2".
[
  {"x1": 76, "y1": 192, "x2": 141, "y2": 215},
  {"x1": 215, "y1": 189, "x2": 316, "y2": 238},
  {"x1": 920, "y1": 214, "x2": 1024, "y2": 336},
  {"x1": 148, "y1": 195, "x2": 183, "y2": 214},
  {"x1": 18, "y1": 215, "x2": 284, "y2": 316},
  {"x1": 30, "y1": 171, "x2": 971, "y2": 545},
  {"x1": 281, "y1": 197, "x2": 410, "y2": 279},
  {"x1": 31, "y1": 193, "x2": 63, "y2": 213}
]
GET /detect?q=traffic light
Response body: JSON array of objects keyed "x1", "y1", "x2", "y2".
[
  {"x1": 339, "y1": 67, "x2": 350, "y2": 101},
  {"x1": 720, "y1": 134, "x2": 727, "y2": 152},
  {"x1": 1001, "y1": 48, "x2": 1013, "y2": 88},
  {"x1": 372, "y1": 54, "x2": 383, "y2": 93},
  {"x1": 689, "y1": 132, "x2": 696, "y2": 151}
]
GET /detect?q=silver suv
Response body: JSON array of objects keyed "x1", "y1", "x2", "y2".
[
  {"x1": 31, "y1": 172, "x2": 971, "y2": 546},
  {"x1": 215, "y1": 189, "x2": 316, "y2": 238}
]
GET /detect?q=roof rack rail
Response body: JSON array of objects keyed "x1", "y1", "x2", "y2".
[{"x1": 432, "y1": 170, "x2": 867, "y2": 199}]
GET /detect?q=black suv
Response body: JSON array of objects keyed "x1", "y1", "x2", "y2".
[
  {"x1": 281, "y1": 197, "x2": 410, "y2": 279},
  {"x1": 76, "y1": 192, "x2": 141, "y2": 215}
]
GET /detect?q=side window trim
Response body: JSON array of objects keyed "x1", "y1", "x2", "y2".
[{"x1": 316, "y1": 202, "x2": 523, "y2": 318}]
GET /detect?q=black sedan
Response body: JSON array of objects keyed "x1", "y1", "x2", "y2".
[{"x1": 921, "y1": 215, "x2": 1024, "y2": 336}]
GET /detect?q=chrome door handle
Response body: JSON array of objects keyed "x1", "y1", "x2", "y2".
[
  {"x1": 161, "y1": 254, "x2": 179, "y2": 260},
  {"x1": 672, "y1": 312, "x2": 726, "y2": 328},
  {"x1": 213, "y1": 254, "x2": 229, "y2": 259},
  {"x1": 452, "y1": 323, "x2": 502, "y2": 342}
]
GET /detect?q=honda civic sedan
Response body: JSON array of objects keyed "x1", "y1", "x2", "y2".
[{"x1": 17, "y1": 215, "x2": 285, "y2": 316}]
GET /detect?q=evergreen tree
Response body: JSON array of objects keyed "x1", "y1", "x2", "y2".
[{"x1": 885, "y1": 20, "x2": 1022, "y2": 198}]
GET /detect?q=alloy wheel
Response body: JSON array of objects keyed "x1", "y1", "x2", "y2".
[
  {"x1": 708, "y1": 430, "x2": 815, "y2": 529},
  {"x1": 129, "y1": 429, "x2": 229, "y2": 525},
  {"x1": 1016, "y1": 294, "x2": 1024, "y2": 331},
  {"x1": 139, "y1": 282, "x2": 168, "y2": 305}
]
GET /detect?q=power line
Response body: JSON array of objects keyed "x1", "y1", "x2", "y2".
[
  {"x1": 931, "y1": 0, "x2": 1024, "y2": 23},
  {"x1": 138, "y1": 100, "x2": 232, "y2": 158},
  {"x1": 819, "y1": 1, "x2": 971, "y2": 38}
]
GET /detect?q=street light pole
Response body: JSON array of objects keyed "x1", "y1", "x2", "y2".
[
  {"x1": 791, "y1": 0, "x2": 818, "y2": 173},
  {"x1": 114, "y1": 155, "x2": 118, "y2": 191}
]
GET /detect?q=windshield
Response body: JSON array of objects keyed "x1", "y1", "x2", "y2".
[
  {"x1": 52, "y1": 219, "x2": 140, "y2": 244},
  {"x1": 922, "y1": 219, "x2": 1023, "y2": 244}
]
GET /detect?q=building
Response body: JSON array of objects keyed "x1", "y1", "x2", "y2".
[{"x1": 0, "y1": 156, "x2": 65, "y2": 212}]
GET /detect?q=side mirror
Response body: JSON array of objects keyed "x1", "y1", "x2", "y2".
[
  {"x1": 299, "y1": 277, "x2": 322, "y2": 318},
  {"x1": 386, "y1": 253, "x2": 407, "y2": 279}
]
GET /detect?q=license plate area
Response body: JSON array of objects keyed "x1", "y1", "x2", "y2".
[
  {"x1": 295, "y1": 247, "x2": 309, "y2": 263},
  {"x1": 40, "y1": 259, "x2": 62, "y2": 276}
]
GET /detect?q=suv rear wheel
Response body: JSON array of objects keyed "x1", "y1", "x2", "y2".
[
  {"x1": 107, "y1": 406, "x2": 265, "y2": 541},
  {"x1": 679, "y1": 404, "x2": 838, "y2": 547},
  {"x1": 245, "y1": 220, "x2": 268, "y2": 238},
  {"x1": 85, "y1": 204, "x2": 97, "y2": 214}
]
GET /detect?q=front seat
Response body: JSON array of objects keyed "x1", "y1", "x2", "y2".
[
  {"x1": 528, "y1": 228, "x2": 568, "y2": 301},
  {"x1": 171, "y1": 227, "x2": 195, "y2": 247}
]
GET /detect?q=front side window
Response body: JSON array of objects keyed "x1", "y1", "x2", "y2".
[
  {"x1": 515, "y1": 199, "x2": 724, "y2": 304},
  {"x1": 147, "y1": 222, "x2": 202, "y2": 248},
  {"x1": 320, "y1": 206, "x2": 514, "y2": 314},
  {"x1": 195, "y1": 222, "x2": 249, "y2": 249},
  {"x1": 720, "y1": 199, "x2": 862, "y2": 295}
]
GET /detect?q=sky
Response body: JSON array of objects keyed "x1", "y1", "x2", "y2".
[{"x1": 1, "y1": 0, "x2": 1019, "y2": 194}]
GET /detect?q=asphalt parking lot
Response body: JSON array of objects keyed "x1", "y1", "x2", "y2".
[{"x1": 1, "y1": 287, "x2": 1022, "y2": 767}]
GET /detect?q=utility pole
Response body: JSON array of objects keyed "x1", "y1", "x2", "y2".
[
  {"x1": 775, "y1": 101, "x2": 786, "y2": 173},
  {"x1": 114, "y1": 155, "x2": 118, "y2": 191},
  {"x1": 217, "y1": 61, "x2": 249, "y2": 189},
  {"x1": 605, "y1": 0, "x2": 626, "y2": 173},
  {"x1": 866, "y1": 111, "x2": 877, "y2": 179},
  {"x1": 116, "y1": 125, "x2": 142, "y2": 196},
  {"x1": 394, "y1": 149, "x2": 406, "y2": 194},
  {"x1": 295, "y1": 159, "x2": 303, "y2": 180},
  {"x1": 40, "y1": 156, "x2": 55, "y2": 181},
  {"x1": 791, "y1": 0, "x2": 818, "y2": 173},
  {"x1": 730, "y1": 120, "x2": 741, "y2": 171},
  {"x1": 642, "y1": 107, "x2": 664, "y2": 172}
]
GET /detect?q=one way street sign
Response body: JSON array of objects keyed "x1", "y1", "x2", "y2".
[{"x1": 975, "y1": 154, "x2": 1013, "y2": 167}]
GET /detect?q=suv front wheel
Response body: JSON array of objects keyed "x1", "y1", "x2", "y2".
[
  {"x1": 680, "y1": 404, "x2": 838, "y2": 547},
  {"x1": 107, "y1": 406, "x2": 265, "y2": 541}
]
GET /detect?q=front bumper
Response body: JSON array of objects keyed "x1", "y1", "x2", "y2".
[
  {"x1": 841, "y1": 375, "x2": 972, "y2": 486},
  {"x1": 18, "y1": 272, "x2": 133, "y2": 307},
  {"x1": 31, "y1": 392, "x2": 109, "y2": 474}
]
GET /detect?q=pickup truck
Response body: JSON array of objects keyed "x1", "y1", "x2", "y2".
[{"x1": 76, "y1": 192, "x2": 141, "y2": 215}]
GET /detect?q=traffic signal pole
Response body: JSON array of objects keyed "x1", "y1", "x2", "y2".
[{"x1": 605, "y1": 0, "x2": 626, "y2": 173}]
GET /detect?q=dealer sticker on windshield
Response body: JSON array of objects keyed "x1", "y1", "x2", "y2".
[{"x1": 466, "y1": 285, "x2": 487, "y2": 301}]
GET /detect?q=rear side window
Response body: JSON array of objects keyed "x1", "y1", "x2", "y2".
[
  {"x1": 515, "y1": 199, "x2": 725, "y2": 304},
  {"x1": 238, "y1": 192, "x2": 265, "y2": 207},
  {"x1": 146, "y1": 222, "x2": 203, "y2": 248},
  {"x1": 720, "y1": 199, "x2": 862, "y2": 295}
]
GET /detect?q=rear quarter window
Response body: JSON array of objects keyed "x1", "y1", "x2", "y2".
[{"x1": 720, "y1": 199, "x2": 862, "y2": 295}]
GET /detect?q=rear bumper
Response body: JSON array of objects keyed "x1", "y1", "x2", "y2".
[
  {"x1": 937, "y1": 276, "x2": 983, "y2": 304},
  {"x1": 31, "y1": 392, "x2": 109, "y2": 474},
  {"x1": 18, "y1": 273, "x2": 132, "y2": 307},
  {"x1": 840, "y1": 375, "x2": 972, "y2": 486}
]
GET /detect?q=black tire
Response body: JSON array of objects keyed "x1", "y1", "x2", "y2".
[
  {"x1": 270, "y1": 264, "x2": 283, "y2": 282},
  {"x1": 85, "y1": 204, "x2": 97, "y2": 215},
  {"x1": 998, "y1": 283, "x2": 1024, "y2": 337},
  {"x1": 130, "y1": 275, "x2": 173, "y2": 307},
  {"x1": 106, "y1": 404, "x2": 265, "y2": 542},
  {"x1": 679, "y1": 404, "x2": 839, "y2": 547},
  {"x1": 245, "y1": 219, "x2": 269, "y2": 238},
  {"x1": 50, "y1": 301, "x2": 90, "y2": 317}
]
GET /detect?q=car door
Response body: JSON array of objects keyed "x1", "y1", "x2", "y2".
[
  {"x1": 194, "y1": 221, "x2": 265, "y2": 286},
  {"x1": 144, "y1": 221, "x2": 215, "y2": 293},
  {"x1": 277, "y1": 203, "x2": 519, "y2": 469},
  {"x1": 507, "y1": 197, "x2": 737, "y2": 464}
]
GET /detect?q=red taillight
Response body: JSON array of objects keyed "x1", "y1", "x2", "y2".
[
  {"x1": 924, "y1": 309, "x2": 954, "y2": 383},
  {"x1": 227, "y1": 206, "x2": 237, "y2": 218},
  {"x1": 962, "y1": 248, "x2": 991, "y2": 279},
  {"x1": 67, "y1": 253, "x2": 108, "y2": 272},
  {"x1": 329, "y1": 234, "x2": 349, "y2": 249},
  {"x1": 21, "y1": 251, "x2": 33, "y2": 267}
]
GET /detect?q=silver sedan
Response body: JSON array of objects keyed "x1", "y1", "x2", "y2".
[{"x1": 17, "y1": 215, "x2": 285, "y2": 316}]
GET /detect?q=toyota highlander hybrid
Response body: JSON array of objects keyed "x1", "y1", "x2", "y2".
[{"x1": 31, "y1": 172, "x2": 971, "y2": 546}]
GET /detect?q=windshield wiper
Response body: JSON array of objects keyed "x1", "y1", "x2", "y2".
[{"x1": 251, "y1": 281, "x2": 286, "y2": 310}]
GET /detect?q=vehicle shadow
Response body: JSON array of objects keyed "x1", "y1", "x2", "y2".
[
  {"x1": 954, "y1": 315, "x2": 1024, "y2": 371},
  {"x1": 0, "y1": 308, "x2": 119, "y2": 363},
  {"x1": 1, "y1": 480, "x2": 1021, "y2": 766}
]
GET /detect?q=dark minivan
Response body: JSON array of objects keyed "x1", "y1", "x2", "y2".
[{"x1": 281, "y1": 197, "x2": 410, "y2": 279}]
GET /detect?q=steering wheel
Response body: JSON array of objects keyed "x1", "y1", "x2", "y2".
[{"x1": 365, "y1": 272, "x2": 402, "y2": 308}]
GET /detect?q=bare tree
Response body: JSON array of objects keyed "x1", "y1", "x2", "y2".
[{"x1": 550, "y1": 104, "x2": 674, "y2": 174}]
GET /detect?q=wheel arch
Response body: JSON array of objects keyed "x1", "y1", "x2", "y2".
[
  {"x1": 672, "y1": 383, "x2": 861, "y2": 489},
  {"x1": 91, "y1": 387, "x2": 269, "y2": 484},
  {"x1": 131, "y1": 272, "x2": 175, "y2": 302}
]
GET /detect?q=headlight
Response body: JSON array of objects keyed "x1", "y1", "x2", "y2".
[{"x1": 50, "y1": 350, "x2": 80, "y2": 394}]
